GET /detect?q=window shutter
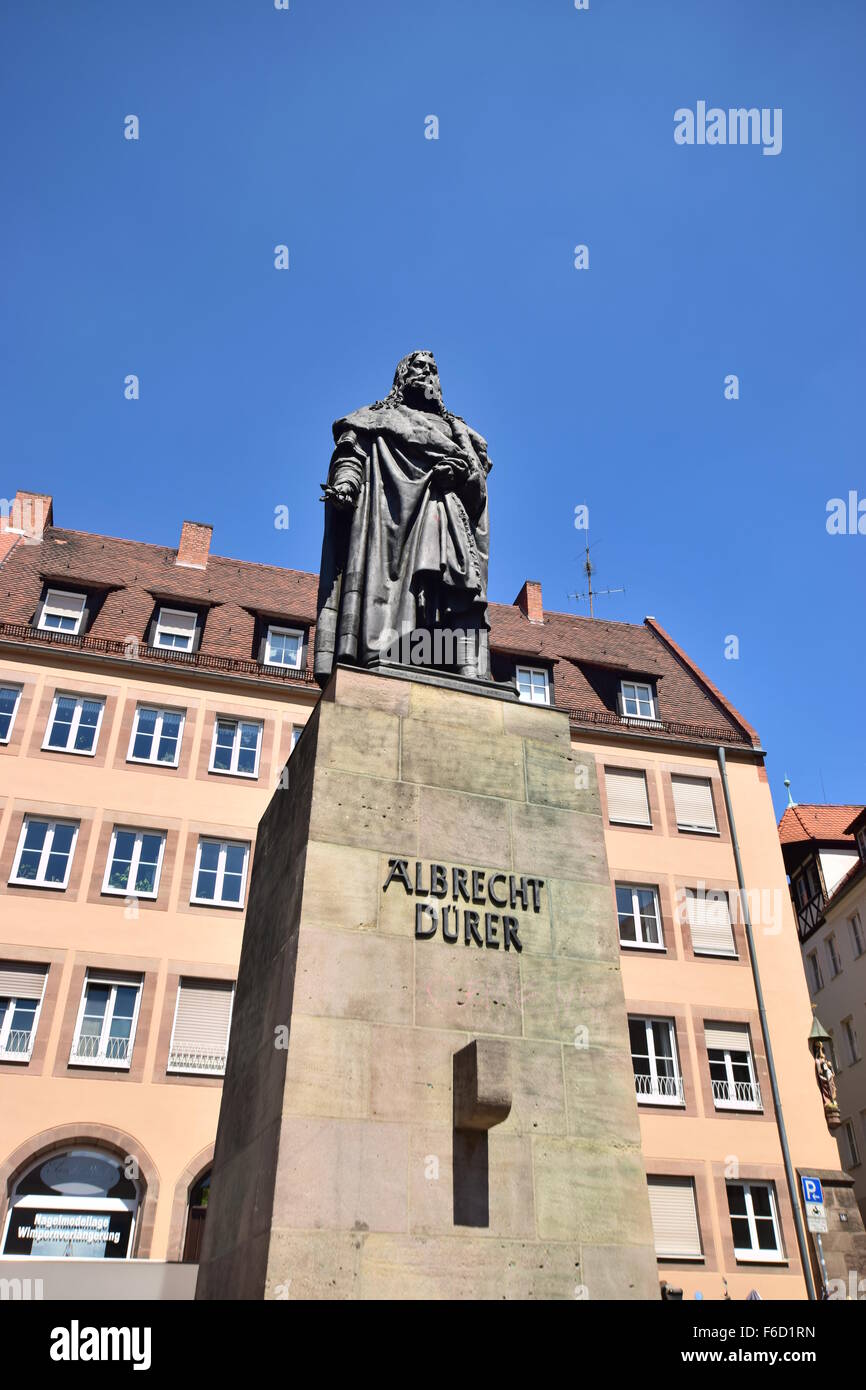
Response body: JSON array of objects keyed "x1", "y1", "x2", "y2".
[
  {"x1": 647, "y1": 1177, "x2": 702, "y2": 1258},
  {"x1": 705, "y1": 1022, "x2": 751, "y2": 1054},
  {"x1": 686, "y1": 889, "x2": 737, "y2": 957},
  {"x1": 605, "y1": 768, "x2": 651, "y2": 826},
  {"x1": 0, "y1": 962, "x2": 47, "y2": 998},
  {"x1": 170, "y1": 980, "x2": 233, "y2": 1062},
  {"x1": 672, "y1": 776, "x2": 717, "y2": 832}
]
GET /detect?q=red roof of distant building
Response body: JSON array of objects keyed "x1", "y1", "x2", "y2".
[{"x1": 778, "y1": 804, "x2": 864, "y2": 846}]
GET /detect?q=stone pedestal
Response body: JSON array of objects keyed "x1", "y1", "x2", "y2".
[{"x1": 196, "y1": 666, "x2": 659, "y2": 1300}]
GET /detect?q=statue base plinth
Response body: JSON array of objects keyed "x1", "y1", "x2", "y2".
[{"x1": 196, "y1": 665, "x2": 659, "y2": 1301}]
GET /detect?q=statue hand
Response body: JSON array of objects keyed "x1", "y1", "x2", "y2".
[{"x1": 322, "y1": 482, "x2": 358, "y2": 510}]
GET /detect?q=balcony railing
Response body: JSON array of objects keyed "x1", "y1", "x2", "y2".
[
  {"x1": 72, "y1": 1033, "x2": 131, "y2": 1064},
  {"x1": 0, "y1": 1029, "x2": 33, "y2": 1059},
  {"x1": 712, "y1": 1078, "x2": 762, "y2": 1110},
  {"x1": 0, "y1": 622, "x2": 317, "y2": 687},
  {"x1": 634, "y1": 1071, "x2": 685, "y2": 1104},
  {"x1": 168, "y1": 1047, "x2": 227, "y2": 1075},
  {"x1": 569, "y1": 705, "x2": 753, "y2": 747}
]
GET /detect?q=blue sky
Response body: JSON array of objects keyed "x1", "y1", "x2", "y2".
[{"x1": 1, "y1": 1, "x2": 863, "y2": 816}]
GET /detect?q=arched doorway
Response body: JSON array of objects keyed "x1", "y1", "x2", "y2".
[
  {"x1": 1, "y1": 1147, "x2": 141, "y2": 1258},
  {"x1": 182, "y1": 1169, "x2": 210, "y2": 1263}
]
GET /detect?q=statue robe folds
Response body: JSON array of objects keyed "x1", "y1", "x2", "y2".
[{"x1": 314, "y1": 401, "x2": 491, "y2": 682}]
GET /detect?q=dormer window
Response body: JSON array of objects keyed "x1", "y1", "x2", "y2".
[
  {"x1": 263, "y1": 625, "x2": 304, "y2": 670},
  {"x1": 38, "y1": 589, "x2": 87, "y2": 636},
  {"x1": 153, "y1": 607, "x2": 197, "y2": 653},
  {"x1": 516, "y1": 666, "x2": 550, "y2": 705},
  {"x1": 619, "y1": 680, "x2": 656, "y2": 721}
]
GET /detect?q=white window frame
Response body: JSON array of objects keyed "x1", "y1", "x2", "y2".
[
  {"x1": 190, "y1": 838, "x2": 250, "y2": 910},
  {"x1": 848, "y1": 912, "x2": 865, "y2": 959},
  {"x1": 842, "y1": 1119, "x2": 861, "y2": 1170},
  {"x1": 671, "y1": 775, "x2": 718, "y2": 835},
  {"x1": 0, "y1": 684, "x2": 23, "y2": 744},
  {"x1": 167, "y1": 980, "x2": 235, "y2": 1076},
  {"x1": 629, "y1": 1016, "x2": 684, "y2": 1107},
  {"x1": 515, "y1": 666, "x2": 550, "y2": 706},
  {"x1": 616, "y1": 883, "x2": 664, "y2": 950},
  {"x1": 126, "y1": 704, "x2": 185, "y2": 767},
  {"x1": 706, "y1": 1032, "x2": 762, "y2": 1112},
  {"x1": 0, "y1": 980, "x2": 46, "y2": 1063},
  {"x1": 290, "y1": 725, "x2": 303, "y2": 752},
  {"x1": 842, "y1": 1017, "x2": 861, "y2": 1067},
  {"x1": 153, "y1": 606, "x2": 197, "y2": 652},
  {"x1": 727, "y1": 1181, "x2": 784, "y2": 1263},
  {"x1": 101, "y1": 827, "x2": 166, "y2": 900},
  {"x1": 208, "y1": 717, "x2": 263, "y2": 779},
  {"x1": 826, "y1": 933, "x2": 842, "y2": 978},
  {"x1": 806, "y1": 950, "x2": 824, "y2": 994},
  {"x1": 41, "y1": 692, "x2": 105, "y2": 756},
  {"x1": 263, "y1": 624, "x2": 304, "y2": 670},
  {"x1": 9, "y1": 817, "x2": 79, "y2": 890},
  {"x1": 69, "y1": 974, "x2": 143, "y2": 1070},
  {"x1": 38, "y1": 589, "x2": 86, "y2": 635},
  {"x1": 620, "y1": 680, "x2": 656, "y2": 721}
]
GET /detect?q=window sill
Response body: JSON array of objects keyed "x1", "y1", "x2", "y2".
[
  {"x1": 609, "y1": 819, "x2": 653, "y2": 829},
  {"x1": 7, "y1": 878, "x2": 69, "y2": 891},
  {"x1": 101, "y1": 888, "x2": 160, "y2": 902},
  {"x1": 676, "y1": 826, "x2": 719, "y2": 837},
  {"x1": 733, "y1": 1254, "x2": 787, "y2": 1267},
  {"x1": 126, "y1": 756, "x2": 181, "y2": 769},
  {"x1": 713, "y1": 1104, "x2": 763, "y2": 1115},
  {"x1": 189, "y1": 898, "x2": 245, "y2": 911},
  {"x1": 636, "y1": 1098, "x2": 686, "y2": 1109},
  {"x1": 0, "y1": 1052, "x2": 33, "y2": 1064},
  {"x1": 620, "y1": 941, "x2": 666, "y2": 953},
  {"x1": 208, "y1": 767, "x2": 259, "y2": 781},
  {"x1": 68, "y1": 1058, "x2": 132, "y2": 1071},
  {"x1": 40, "y1": 745, "x2": 97, "y2": 757},
  {"x1": 657, "y1": 1255, "x2": 705, "y2": 1264},
  {"x1": 693, "y1": 949, "x2": 739, "y2": 961}
]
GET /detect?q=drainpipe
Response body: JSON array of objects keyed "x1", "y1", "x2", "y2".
[{"x1": 716, "y1": 747, "x2": 817, "y2": 1301}]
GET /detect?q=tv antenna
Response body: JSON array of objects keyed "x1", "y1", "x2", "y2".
[{"x1": 568, "y1": 535, "x2": 624, "y2": 619}]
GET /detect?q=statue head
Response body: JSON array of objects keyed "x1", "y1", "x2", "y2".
[{"x1": 378, "y1": 350, "x2": 444, "y2": 414}]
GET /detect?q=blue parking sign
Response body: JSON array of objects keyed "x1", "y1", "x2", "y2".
[{"x1": 801, "y1": 1176, "x2": 824, "y2": 1205}]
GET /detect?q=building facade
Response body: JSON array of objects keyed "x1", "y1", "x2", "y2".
[
  {"x1": 0, "y1": 489, "x2": 852, "y2": 1295},
  {"x1": 780, "y1": 801, "x2": 866, "y2": 1223}
]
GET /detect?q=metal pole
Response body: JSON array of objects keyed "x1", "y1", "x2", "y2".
[{"x1": 716, "y1": 747, "x2": 817, "y2": 1301}]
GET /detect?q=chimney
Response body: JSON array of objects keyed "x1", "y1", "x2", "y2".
[
  {"x1": 0, "y1": 490, "x2": 52, "y2": 559},
  {"x1": 514, "y1": 579, "x2": 544, "y2": 624},
  {"x1": 176, "y1": 519, "x2": 212, "y2": 569}
]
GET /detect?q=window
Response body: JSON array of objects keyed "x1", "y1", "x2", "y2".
[
  {"x1": 826, "y1": 934, "x2": 842, "y2": 978},
  {"x1": 1, "y1": 1148, "x2": 141, "y2": 1259},
  {"x1": 671, "y1": 775, "x2": 718, "y2": 834},
  {"x1": 515, "y1": 666, "x2": 550, "y2": 705},
  {"x1": 0, "y1": 963, "x2": 47, "y2": 1061},
  {"x1": 168, "y1": 979, "x2": 235, "y2": 1075},
  {"x1": 858, "y1": 828, "x2": 866, "y2": 861},
  {"x1": 70, "y1": 975, "x2": 142, "y2": 1068},
  {"x1": 38, "y1": 589, "x2": 86, "y2": 635},
  {"x1": 726, "y1": 1182, "x2": 783, "y2": 1262},
  {"x1": 629, "y1": 1016, "x2": 684, "y2": 1105},
  {"x1": 647, "y1": 1177, "x2": 702, "y2": 1260},
  {"x1": 683, "y1": 887, "x2": 737, "y2": 958},
  {"x1": 842, "y1": 1119, "x2": 861, "y2": 1170},
  {"x1": 842, "y1": 1017, "x2": 861, "y2": 1066},
  {"x1": 0, "y1": 685, "x2": 22, "y2": 743},
  {"x1": 209, "y1": 718, "x2": 262, "y2": 778},
  {"x1": 616, "y1": 884, "x2": 663, "y2": 949},
  {"x1": 605, "y1": 767, "x2": 651, "y2": 827},
  {"x1": 43, "y1": 694, "x2": 104, "y2": 755},
  {"x1": 620, "y1": 680, "x2": 656, "y2": 720},
  {"x1": 191, "y1": 838, "x2": 249, "y2": 909},
  {"x1": 153, "y1": 607, "x2": 197, "y2": 652},
  {"x1": 264, "y1": 625, "x2": 303, "y2": 669},
  {"x1": 705, "y1": 1023, "x2": 762, "y2": 1110},
  {"x1": 102, "y1": 828, "x2": 166, "y2": 899},
  {"x1": 849, "y1": 912, "x2": 865, "y2": 958},
  {"x1": 127, "y1": 705, "x2": 184, "y2": 766},
  {"x1": 10, "y1": 818, "x2": 78, "y2": 890},
  {"x1": 806, "y1": 950, "x2": 824, "y2": 994},
  {"x1": 290, "y1": 725, "x2": 302, "y2": 752}
]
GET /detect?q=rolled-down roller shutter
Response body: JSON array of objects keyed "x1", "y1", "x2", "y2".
[
  {"x1": 647, "y1": 1177, "x2": 702, "y2": 1259},
  {"x1": 605, "y1": 768, "x2": 651, "y2": 826},
  {"x1": 672, "y1": 776, "x2": 717, "y2": 832},
  {"x1": 0, "y1": 963, "x2": 47, "y2": 998},
  {"x1": 685, "y1": 888, "x2": 737, "y2": 957},
  {"x1": 169, "y1": 980, "x2": 234, "y2": 1070},
  {"x1": 704, "y1": 1022, "x2": 751, "y2": 1054}
]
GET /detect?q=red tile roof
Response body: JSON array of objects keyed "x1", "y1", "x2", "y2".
[
  {"x1": 0, "y1": 523, "x2": 757, "y2": 746},
  {"x1": 777, "y1": 804, "x2": 864, "y2": 846}
]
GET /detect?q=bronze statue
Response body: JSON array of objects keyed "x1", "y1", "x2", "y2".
[{"x1": 314, "y1": 351, "x2": 492, "y2": 685}]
